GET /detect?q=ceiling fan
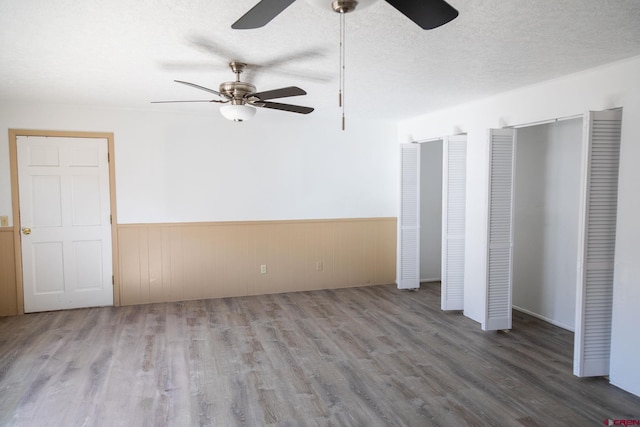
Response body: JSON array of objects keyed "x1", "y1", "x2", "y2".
[
  {"x1": 152, "y1": 61, "x2": 313, "y2": 122},
  {"x1": 232, "y1": 0, "x2": 458, "y2": 130},
  {"x1": 232, "y1": 0, "x2": 459, "y2": 30}
]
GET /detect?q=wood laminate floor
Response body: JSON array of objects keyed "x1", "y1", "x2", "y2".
[{"x1": 1, "y1": 283, "x2": 639, "y2": 426}]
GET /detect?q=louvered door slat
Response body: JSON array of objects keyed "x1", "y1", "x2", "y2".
[
  {"x1": 397, "y1": 143, "x2": 420, "y2": 289},
  {"x1": 441, "y1": 135, "x2": 467, "y2": 310},
  {"x1": 484, "y1": 129, "x2": 515, "y2": 331},
  {"x1": 574, "y1": 110, "x2": 622, "y2": 377}
]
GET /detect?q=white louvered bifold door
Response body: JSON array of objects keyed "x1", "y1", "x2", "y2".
[
  {"x1": 574, "y1": 110, "x2": 622, "y2": 377},
  {"x1": 483, "y1": 129, "x2": 516, "y2": 331},
  {"x1": 397, "y1": 143, "x2": 421, "y2": 289},
  {"x1": 441, "y1": 135, "x2": 467, "y2": 310}
]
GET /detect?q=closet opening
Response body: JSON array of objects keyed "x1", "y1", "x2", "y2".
[
  {"x1": 512, "y1": 117, "x2": 583, "y2": 332},
  {"x1": 397, "y1": 135, "x2": 466, "y2": 310},
  {"x1": 483, "y1": 108, "x2": 622, "y2": 377}
]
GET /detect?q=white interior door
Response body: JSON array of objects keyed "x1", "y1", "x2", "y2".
[
  {"x1": 397, "y1": 143, "x2": 420, "y2": 289},
  {"x1": 573, "y1": 110, "x2": 622, "y2": 377},
  {"x1": 18, "y1": 136, "x2": 113, "y2": 312},
  {"x1": 441, "y1": 135, "x2": 467, "y2": 310},
  {"x1": 483, "y1": 129, "x2": 516, "y2": 331}
]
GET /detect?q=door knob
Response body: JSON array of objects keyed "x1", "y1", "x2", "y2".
[{"x1": 22, "y1": 227, "x2": 31, "y2": 235}]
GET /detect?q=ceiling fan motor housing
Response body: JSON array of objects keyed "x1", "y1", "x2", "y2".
[
  {"x1": 219, "y1": 81, "x2": 256, "y2": 105},
  {"x1": 220, "y1": 61, "x2": 256, "y2": 105}
]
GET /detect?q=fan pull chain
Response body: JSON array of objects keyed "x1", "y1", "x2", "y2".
[
  {"x1": 339, "y1": 11, "x2": 343, "y2": 108},
  {"x1": 338, "y1": 11, "x2": 342, "y2": 109},
  {"x1": 339, "y1": 11, "x2": 346, "y2": 131}
]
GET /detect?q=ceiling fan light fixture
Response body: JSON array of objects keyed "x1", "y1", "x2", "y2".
[{"x1": 220, "y1": 104, "x2": 256, "y2": 122}]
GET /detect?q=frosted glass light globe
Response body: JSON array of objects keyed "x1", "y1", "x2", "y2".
[{"x1": 220, "y1": 105, "x2": 256, "y2": 122}]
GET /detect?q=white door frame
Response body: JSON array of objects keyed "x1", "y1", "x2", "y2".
[{"x1": 9, "y1": 129, "x2": 120, "y2": 313}]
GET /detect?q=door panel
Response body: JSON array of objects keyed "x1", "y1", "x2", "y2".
[
  {"x1": 397, "y1": 143, "x2": 420, "y2": 289},
  {"x1": 32, "y1": 175, "x2": 63, "y2": 226},
  {"x1": 74, "y1": 240, "x2": 104, "y2": 290},
  {"x1": 441, "y1": 135, "x2": 467, "y2": 310},
  {"x1": 33, "y1": 242, "x2": 64, "y2": 293},
  {"x1": 483, "y1": 129, "x2": 516, "y2": 331},
  {"x1": 574, "y1": 110, "x2": 622, "y2": 377},
  {"x1": 71, "y1": 175, "x2": 103, "y2": 225},
  {"x1": 18, "y1": 136, "x2": 113, "y2": 312}
]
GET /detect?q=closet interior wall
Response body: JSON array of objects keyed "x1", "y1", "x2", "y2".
[
  {"x1": 419, "y1": 141, "x2": 443, "y2": 283},
  {"x1": 512, "y1": 118, "x2": 583, "y2": 331}
]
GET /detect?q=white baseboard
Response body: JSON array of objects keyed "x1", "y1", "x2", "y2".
[{"x1": 512, "y1": 305, "x2": 574, "y2": 332}]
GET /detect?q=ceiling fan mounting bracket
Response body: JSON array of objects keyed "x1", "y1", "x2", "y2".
[
  {"x1": 331, "y1": 0, "x2": 358, "y2": 13},
  {"x1": 229, "y1": 61, "x2": 247, "y2": 76}
]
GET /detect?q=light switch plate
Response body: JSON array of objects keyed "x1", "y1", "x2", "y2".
[{"x1": 0, "y1": 216, "x2": 8, "y2": 227}]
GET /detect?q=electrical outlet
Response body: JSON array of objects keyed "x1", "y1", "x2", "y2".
[
  {"x1": 0, "y1": 216, "x2": 8, "y2": 227},
  {"x1": 260, "y1": 264, "x2": 267, "y2": 274},
  {"x1": 316, "y1": 261, "x2": 323, "y2": 271}
]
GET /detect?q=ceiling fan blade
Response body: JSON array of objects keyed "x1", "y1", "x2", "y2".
[
  {"x1": 189, "y1": 37, "x2": 239, "y2": 62},
  {"x1": 186, "y1": 36, "x2": 329, "y2": 82},
  {"x1": 253, "y1": 86, "x2": 307, "y2": 101},
  {"x1": 244, "y1": 64, "x2": 332, "y2": 83},
  {"x1": 256, "y1": 101, "x2": 314, "y2": 114},
  {"x1": 258, "y1": 48, "x2": 326, "y2": 69},
  {"x1": 159, "y1": 61, "x2": 219, "y2": 71},
  {"x1": 232, "y1": 0, "x2": 297, "y2": 29},
  {"x1": 384, "y1": 0, "x2": 458, "y2": 29},
  {"x1": 174, "y1": 80, "x2": 224, "y2": 97},
  {"x1": 151, "y1": 100, "x2": 225, "y2": 104}
]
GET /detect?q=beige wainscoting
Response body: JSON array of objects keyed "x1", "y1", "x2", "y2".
[
  {"x1": 0, "y1": 228, "x2": 18, "y2": 316},
  {"x1": 118, "y1": 218, "x2": 397, "y2": 306}
]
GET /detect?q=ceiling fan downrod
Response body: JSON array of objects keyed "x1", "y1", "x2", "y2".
[
  {"x1": 332, "y1": 1, "x2": 356, "y2": 130},
  {"x1": 229, "y1": 61, "x2": 246, "y2": 81}
]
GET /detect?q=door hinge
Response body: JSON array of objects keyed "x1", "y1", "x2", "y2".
[
  {"x1": 112, "y1": 275, "x2": 114, "y2": 285},
  {"x1": 107, "y1": 152, "x2": 110, "y2": 162},
  {"x1": 110, "y1": 214, "x2": 112, "y2": 224}
]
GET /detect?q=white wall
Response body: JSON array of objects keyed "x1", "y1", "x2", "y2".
[
  {"x1": 0, "y1": 104, "x2": 398, "y2": 225},
  {"x1": 397, "y1": 55, "x2": 640, "y2": 397},
  {"x1": 512, "y1": 120, "x2": 582, "y2": 331},
  {"x1": 419, "y1": 141, "x2": 443, "y2": 282}
]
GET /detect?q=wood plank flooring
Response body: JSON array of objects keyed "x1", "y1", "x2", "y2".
[{"x1": 1, "y1": 283, "x2": 639, "y2": 426}]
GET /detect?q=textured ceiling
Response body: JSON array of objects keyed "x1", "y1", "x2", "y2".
[{"x1": 1, "y1": 0, "x2": 640, "y2": 122}]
